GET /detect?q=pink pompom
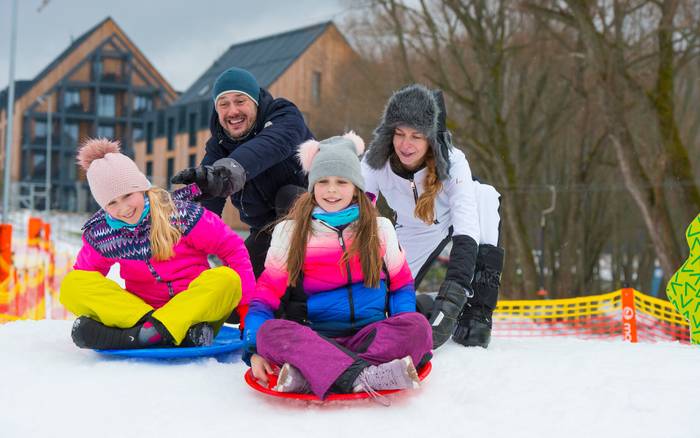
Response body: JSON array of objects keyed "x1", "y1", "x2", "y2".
[
  {"x1": 297, "y1": 139, "x2": 320, "y2": 173},
  {"x1": 342, "y1": 131, "x2": 365, "y2": 155},
  {"x1": 77, "y1": 137, "x2": 121, "y2": 171}
]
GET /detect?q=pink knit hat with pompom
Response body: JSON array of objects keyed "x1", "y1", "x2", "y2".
[{"x1": 77, "y1": 138, "x2": 151, "y2": 208}]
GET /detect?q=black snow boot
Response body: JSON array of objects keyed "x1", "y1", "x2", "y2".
[
  {"x1": 71, "y1": 316, "x2": 145, "y2": 350},
  {"x1": 453, "y1": 244, "x2": 504, "y2": 348},
  {"x1": 453, "y1": 304, "x2": 493, "y2": 348},
  {"x1": 428, "y1": 280, "x2": 469, "y2": 349},
  {"x1": 71, "y1": 315, "x2": 172, "y2": 350},
  {"x1": 180, "y1": 322, "x2": 215, "y2": 347}
]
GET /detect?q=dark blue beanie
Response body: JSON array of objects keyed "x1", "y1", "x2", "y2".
[{"x1": 213, "y1": 67, "x2": 260, "y2": 105}]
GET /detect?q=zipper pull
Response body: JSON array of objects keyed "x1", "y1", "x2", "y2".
[{"x1": 409, "y1": 178, "x2": 419, "y2": 202}]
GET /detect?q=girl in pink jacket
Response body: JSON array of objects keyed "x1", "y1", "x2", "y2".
[
  {"x1": 244, "y1": 133, "x2": 432, "y2": 400},
  {"x1": 60, "y1": 138, "x2": 254, "y2": 349}
]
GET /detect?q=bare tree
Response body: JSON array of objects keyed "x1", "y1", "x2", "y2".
[{"x1": 524, "y1": 0, "x2": 700, "y2": 281}]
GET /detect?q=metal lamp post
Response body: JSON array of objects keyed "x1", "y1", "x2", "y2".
[
  {"x1": 2, "y1": 0, "x2": 19, "y2": 223},
  {"x1": 537, "y1": 185, "x2": 556, "y2": 298}
]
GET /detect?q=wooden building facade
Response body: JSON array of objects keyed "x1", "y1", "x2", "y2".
[
  {"x1": 133, "y1": 22, "x2": 357, "y2": 229},
  {"x1": 0, "y1": 17, "x2": 176, "y2": 212}
]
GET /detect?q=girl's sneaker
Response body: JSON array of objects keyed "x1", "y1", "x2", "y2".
[
  {"x1": 274, "y1": 363, "x2": 311, "y2": 393},
  {"x1": 352, "y1": 356, "x2": 420, "y2": 393}
]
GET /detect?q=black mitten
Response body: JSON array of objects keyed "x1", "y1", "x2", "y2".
[
  {"x1": 170, "y1": 158, "x2": 246, "y2": 199},
  {"x1": 428, "y1": 280, "x2": 471, "y2": 348}
]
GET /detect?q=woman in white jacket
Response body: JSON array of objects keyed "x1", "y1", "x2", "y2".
[{"x1": 361, "y1": 84, "x2": 504, "y2": 349}]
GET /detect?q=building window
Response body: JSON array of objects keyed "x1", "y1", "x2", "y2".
[
  {"x1": 188, "y1": 153, "x2": 197, "y2": 168},
  {"x1": 146, "y1": 122, "x2": 153, "y2": 154},
  {"x1": 311, "y1": 71, "x2": 321, "y2": 105},
  {"x1": 145, "y1": 161, "x2": 153, "y2": 179},
  {"x1": 97, "y1": 93, "x2": 115, "y2": 117},
  {"x1": 167, "y1": 117, "x2": 175, "y2": 151},
  {"x1": 64, "y1": 90, "x2": 81, "y2": 110},
  {"x1": 64, "y1": 152, "x2": 77, "y2": 179},
  {"x1": 97, "y1": 124, "x2": 115, "y2": 139},
  {"x1": 132, "y1": 125, "x2": 143, "y2": 142},
  {"x1": 31, "y1": 151, "x2": 46, "y2": 179},
  {"x1": 167, "y1": 158, "x2": 175, "y2": 189},
  {"x1": 188, "y1": 113, "x2": 197, "y2": 146},
  {"x1": 133, "y1": 95, "x2": 152, "y2": 113},
  {"x1": 200, "y1": 100, "x2": 210, "y2": 128},
  {"x1": 157, "y1": 111, "x2": 165, "y2": 136},
  {"x1": 178, "y1": 106, "x2": 187, "y2": 131},
  {"x1": 93, "y1": 60, "x2": 103, "y2": 79},
  {"x1": 63, "y1": 122, "x2": 79, "y2": 143},
  {"x1": 34, "y1": 120, "x2": 47, "y2": 140}
]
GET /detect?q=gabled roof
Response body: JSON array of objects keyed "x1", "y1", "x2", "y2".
[
  {"x1": 1, "y1": 16, "x2": 176, "y2": 112},
  {"x1": 176, "y1": 21, "x2": 333, "y2": 106},
  {"x1": 0, "y1": 80, "x2": 34, "y2": 111},
  {"x1": 0, "y1": 18, "x2": 109, "y2": 111}
]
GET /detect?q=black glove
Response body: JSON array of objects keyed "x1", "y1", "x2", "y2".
[
  {"x1": 428, "y1": 280, "x2": 472, "y2": 349},
  {"x1": 170, "y1": 158, "x2": 246, "y2": 199}
]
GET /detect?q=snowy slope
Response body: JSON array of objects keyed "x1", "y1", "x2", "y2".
[{"x1": 0, "y1": 320, "x2": 697, "y2": 438}]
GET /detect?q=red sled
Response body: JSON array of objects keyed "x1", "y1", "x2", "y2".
[{"x1": 245, "y1": 361, "x2": 431, "y2": 401}]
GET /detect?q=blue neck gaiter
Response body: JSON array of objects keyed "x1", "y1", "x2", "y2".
[
  {"x1": 105, "y1": 194, "x2": 151, "y2": 230},
  {"x1": 312, "y1": 204, "x2": 360, "y2": 228}
]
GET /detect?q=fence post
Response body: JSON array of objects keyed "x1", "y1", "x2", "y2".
[
  {"x1": 621, "y1": 288, "x2": 638, "y2": 343},
  {"x1": 0, "y1": 224, "x2": 11, "y2": 284},
  {"x1": 27, "y1": 217, "x2": 43, "y2": 248}
]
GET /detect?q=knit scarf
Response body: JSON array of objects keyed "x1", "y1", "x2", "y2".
[{"x1": 312, "y1": 204, "x2": 359, "y2": 227}]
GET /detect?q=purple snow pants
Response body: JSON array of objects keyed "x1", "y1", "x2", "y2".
[{"x1": 256, "y1": 312, "x2": 432, "y2": 398}]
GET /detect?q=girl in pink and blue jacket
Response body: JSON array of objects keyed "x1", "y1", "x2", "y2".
[
  {"x1": 60, "y1": 138, "x2": 255, "y2": 350},
  {"x1": 244, "y1": 133, "x2": 432, "y2": 400}
]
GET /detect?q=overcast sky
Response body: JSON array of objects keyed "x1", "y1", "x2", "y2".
[{"x1": 0, "y1": 0, "x2": 350, "y2": 92}]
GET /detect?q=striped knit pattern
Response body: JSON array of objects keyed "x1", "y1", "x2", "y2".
[{"x1": 82, "y1": 200, "x2": 203, "y2": 261}]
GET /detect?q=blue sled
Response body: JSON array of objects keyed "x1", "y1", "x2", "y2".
[{"x1": 95, "y1": 326, "x2": 242, "y2": 362}]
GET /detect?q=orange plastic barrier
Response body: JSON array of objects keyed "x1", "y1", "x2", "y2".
[
  {"x1": 493, "y1": 288, "x2": 689, "y2": 343},
  {"x1": 0, "y1": 224, "x2": 11, "y2": 284},
  {"x1": 0, "y1": 218, "x2": 73, "y2": 323}
]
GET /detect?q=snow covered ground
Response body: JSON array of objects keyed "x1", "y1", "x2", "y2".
[{"x1": 1, "y1": 320, "x2": 697, "y2": 438}]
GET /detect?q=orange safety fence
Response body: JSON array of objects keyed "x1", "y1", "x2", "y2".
[
  {"x1": 493, "y1": 288, "x2": 690, "y2": 343},
  {"x1": 0, "y1": 217, "x2": 74, "y2": 323},
  {"x1": 1, "y1": 217, "x2": 693, "y2": 345}
]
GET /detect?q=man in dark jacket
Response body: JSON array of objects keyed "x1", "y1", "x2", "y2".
[{"x1": 172, "y1": 67, "x2": 312, "y2": 277}]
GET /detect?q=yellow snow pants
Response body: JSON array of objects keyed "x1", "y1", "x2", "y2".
[
  {"x1": 60, "y1": 266, "x2": 241, "y2": 345},
  {"x1": 666, "y1": 213, "x2": 700, "y2": 344}
]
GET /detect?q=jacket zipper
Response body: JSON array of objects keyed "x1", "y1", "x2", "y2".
[
  {"x1": 145, "y1": 260, "x2": 174, "y2": 297},
  {"x1": 336, "y1": 229, "x2": 355, "y2": 328},
  {"x1": 409, "y1": 177, "x2": 439, "y2": 224},
  {"x1": 409, "y1": 178, "x2": 419, "y2": 203}
]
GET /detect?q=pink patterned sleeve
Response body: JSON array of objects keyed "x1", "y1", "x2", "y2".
[{"x1": 73, "y1": 237, "x2": 114, "y2": 276}]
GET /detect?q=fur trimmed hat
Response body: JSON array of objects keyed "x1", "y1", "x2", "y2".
[
  {"x1": 365, "y1": 84, "x2": 452, "y2": 180},
  {"x1": 297, "y1": 132, "x2": 365, "y2": 191},
  {"x1": 77, "y1": 138, "x2": 151, "y2": 208}
]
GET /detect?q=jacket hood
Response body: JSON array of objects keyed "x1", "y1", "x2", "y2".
[{"x1": 365, "y1": 84, "x2": 452, "y2": 181}]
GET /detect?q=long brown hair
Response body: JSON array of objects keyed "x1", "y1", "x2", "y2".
[
  {"x1": 414, "y1": 149, "x2": 443, "y2": 225},
  {"x1": 147, "y1": 187, "x2": 181, "y2": 260},
  {"x1": 286, "y1": 187, "x2": 382, "y2": 288}
]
